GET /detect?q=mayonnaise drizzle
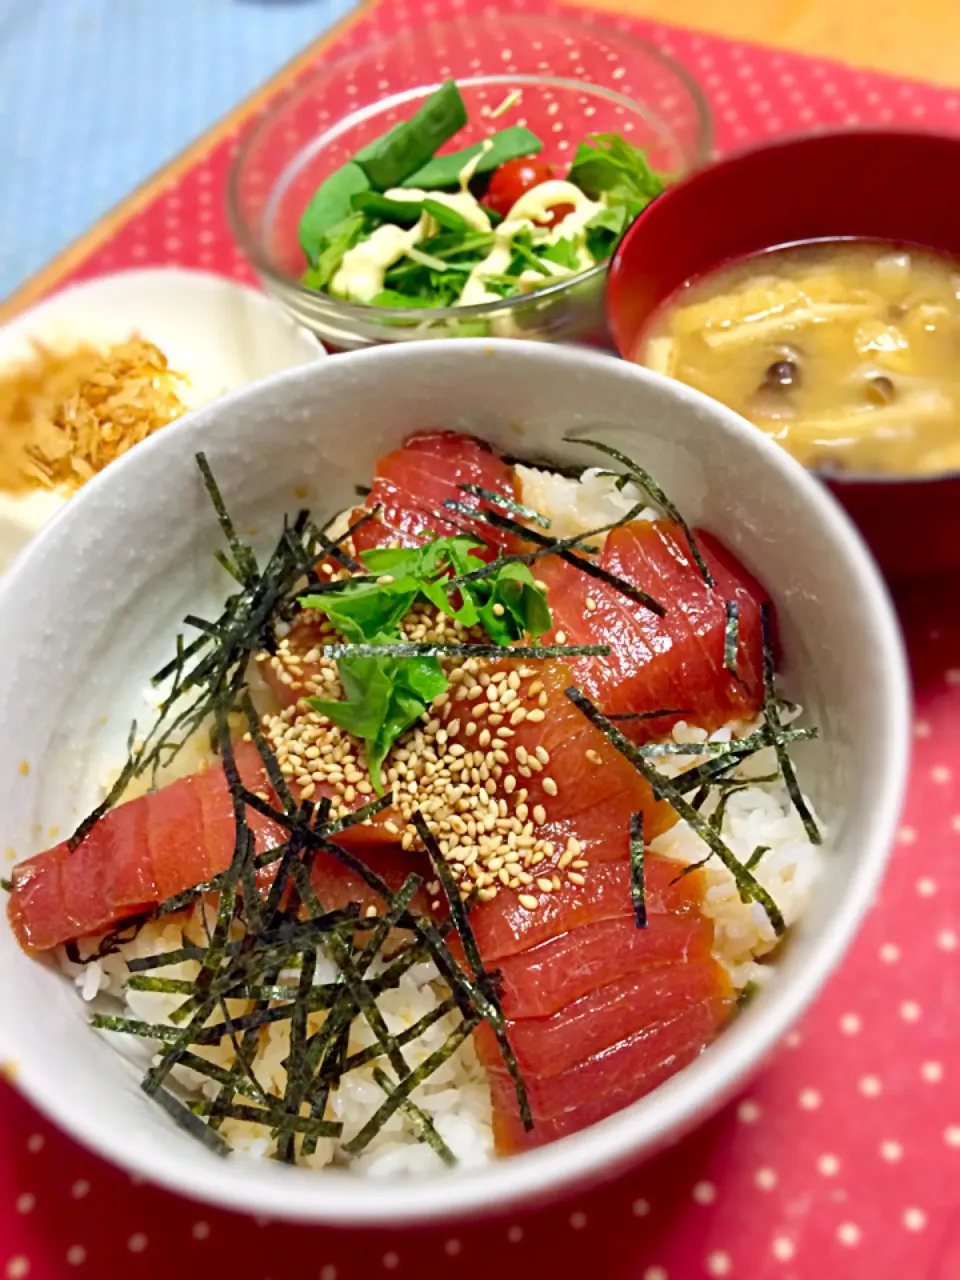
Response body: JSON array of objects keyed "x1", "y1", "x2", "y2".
[{"x1": 331, "y1": 176, "x2": 603, "y2": 307}]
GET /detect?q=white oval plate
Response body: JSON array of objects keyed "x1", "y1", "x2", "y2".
[{"x1": 0, "y1": 268, "x2": 325, "y2": 569}]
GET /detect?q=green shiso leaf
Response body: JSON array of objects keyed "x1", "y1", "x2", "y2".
[
  {"x1": 356, "y1": 80, "x2": 468, "y2": 190},
  {"x1": 308, "y1": 650, "x2": 446, "y2": 795},
  {"x1": 299, "y1": 532, "x2": 555, "y2": 785},
  {"x1": 401, "y1": 124, "x2": 543, "y2": 189}
]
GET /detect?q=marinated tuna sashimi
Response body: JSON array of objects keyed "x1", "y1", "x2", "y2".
[
  {"x1": 351, "y1": 430, "x2": 519, "y2": 556},
  {"x1": 495, "y1": 911, "x2": 715, "y2": 1019},
  {"x1": 8, "y1": 744, "x2": 286, "y2": 953},
  {"x1": 487, "y1": 994, "x2": 733, "y2": 1152},
  {"x1": 5, "y1": 430, "x2": 821, "y2": 1174},
  {"x1": 476, "y1": 956, "x2": 732, "y2": 1082},
  {"x1": 535, "y1": 518, "x2": 768, "y2": 737}
]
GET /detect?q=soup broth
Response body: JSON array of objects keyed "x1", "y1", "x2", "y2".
[{"x1": 640, "y1": 240, "x2": 960, "y2": 475}]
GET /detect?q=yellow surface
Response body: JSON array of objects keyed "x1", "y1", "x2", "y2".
[{"x1": 572, "y1": 0, "x2": 960, "y2": 86}]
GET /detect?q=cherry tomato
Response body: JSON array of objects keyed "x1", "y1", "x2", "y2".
[{"x1": 484, "y1": 157, "x2": 573, "y2": 227}]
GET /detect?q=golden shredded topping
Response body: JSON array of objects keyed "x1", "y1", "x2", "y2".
[{"x1": 0, "y1": 338, "x2": 189, "y2": 494}]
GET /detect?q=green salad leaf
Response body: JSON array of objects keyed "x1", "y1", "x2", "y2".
[
  {"x1": 298, "y1": 166, "x2": 371, "y2": 265},
  {"x1": 356, "y1": 80, "x2": 468, "y2": 190},
  {"x1": 301, "y1": 213, "x2": 367, "y2": 290},
  {"x1": 350, "y1": 192, "x2": 423, "y2": 226},
  {"x1": 568, "y1": 132, "x2": 664, "y2": 203},
  {"x1": 400, "y1": 125, "x2": 543, "y2": 190}
]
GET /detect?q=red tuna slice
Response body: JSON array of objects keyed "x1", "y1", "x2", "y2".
[
  {"x1": 148, "y1": 774, "x2": 210, "y2": 901},
  {"x1": 6, "y1": 743, "x2": 287, "y2": 953},
  {"x1": 535, "y1": 518, "x2": 767, "y2": 739},
  {"x1": 495, "y1": 911, "x2": 715, "y2": 1019},
  {"x1": 310, "y1": 841, "x2": 435, "y2": 919},
  {"x1": 476, "y1": 958, "x2": 728, "y2": 1079},
  {"x1": 444, "y1": 657, "x2": 676, "y2": 866},
  {"x1": 468, "y1": 855, "x2": 705, "y2": 964},
  {"x1": 488, "y1": 989, "x2": 733, "y2": 1152},
  {"x1": 350, "y1": 431, "x2": 520, "y2": 557}
]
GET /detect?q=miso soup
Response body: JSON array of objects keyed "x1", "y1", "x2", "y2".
[{"x1": 640, "y1": 240, "x2": 960, "y2": 475}]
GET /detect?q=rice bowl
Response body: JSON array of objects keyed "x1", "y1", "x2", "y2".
[{"x1": 0, "y1": 341, "x2": 908, "y2": 1221}]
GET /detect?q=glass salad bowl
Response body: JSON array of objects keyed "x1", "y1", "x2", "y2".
[{"x1": 227, "y1": 14, "x2": 711, "y2": 348}]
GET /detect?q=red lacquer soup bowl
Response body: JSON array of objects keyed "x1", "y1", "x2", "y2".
[{"x1": 606, "y1": 129, "x2": 960, "y2": 581}]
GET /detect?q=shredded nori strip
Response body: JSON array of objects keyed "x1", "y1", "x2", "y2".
[
  {"x1": 568, "y1": 438, "x2": 715, "y2": 588},
  {"x1": 444, "y1": 499, "x2": 666, "y2": 617},
  {"x1": 607, "y1": 708, "x2": 693, "y2": 722},
  {"x1": 411, "y1": 811, "x2": 532, "y2": 1133},
  {"x1": 723, "y1": 600, "x2": 740, "y2": 680},
  {"x1": 565, "y1": 686, "x2": 786, "y2": 935},
  {"x1": 372, "y1": 1066, "x2": 457, "y2": 1166},
  {"x1": 457, "y1": 482, "x2": 552, "y2": 529},
  {"x1": 341, "y1": 1018, "x2": 479, "y2": 1156},
  {"x1": 630, "y1": 812, "x2": 647, "y2": 929},
  {"x1": 760, "y1": 604, "x2": 822, "y2": 845},
  {"x1": 67, "y1": 456, "x2": 534, "y2": 1166},
  {"x1": 322, "y1": 642, "x2": 610, "y2": 660},
  {"x1": 153, "y1": 1084, "x2": 232, "y2": 1157},
  {"x1": 196, "y1": 451, "x2": 259, "y2": 586},
  {"x1": 746, "y1": 845, "x2": 771, "y2": 870}
]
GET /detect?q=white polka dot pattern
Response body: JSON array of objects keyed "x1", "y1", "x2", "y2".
[{"x1": 3, "y1": 3, "x2": 960, "y2": 1278}]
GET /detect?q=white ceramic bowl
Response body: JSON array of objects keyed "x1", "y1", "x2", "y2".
[
  {"x1": 0, "y1": 341, "x2": 909, "y2": 1224},
  {"x1": 0, "y1": 268, "x2": 324, "y2": 569}
]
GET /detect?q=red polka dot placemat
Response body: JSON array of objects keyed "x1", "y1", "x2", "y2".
[{"x1": 3, "y1": 3, "x2": 960, "y2": 1278}]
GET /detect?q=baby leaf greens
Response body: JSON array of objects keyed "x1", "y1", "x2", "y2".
[
  {"x1": 400, "y1": 124, "x2": 543, "y2": 189},
  {"x1": 356, "y1": 79, "x2": 468, "y2": 190},
  {"x1": 300, "y1": 534, "x2": 553, "y2": 789},
  {"x1": 295, "y1": 77, "x2": 664, "y2": 312}
]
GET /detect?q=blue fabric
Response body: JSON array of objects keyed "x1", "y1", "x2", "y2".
[{"x1": 0, "y1": 0, "x2": 356, "y2": 299}]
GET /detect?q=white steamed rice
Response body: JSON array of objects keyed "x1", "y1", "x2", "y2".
[{"x1": 57, "y1": 465, "x2": 824, "y2": 1173}]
